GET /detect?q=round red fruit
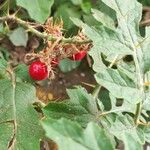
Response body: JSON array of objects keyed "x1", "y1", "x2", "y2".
[
  {"x1": 29, "y1": 61, "x2": 48, "y2": 80},
  {"x1": 70, "y1": 50, "x2": 87, "y2": 61}
]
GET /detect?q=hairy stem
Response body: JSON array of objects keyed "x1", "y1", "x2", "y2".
[{"x1": 0, "y1": 15, "x2": 92, "y2": 44}]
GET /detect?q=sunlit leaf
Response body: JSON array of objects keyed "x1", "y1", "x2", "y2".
[{"x1": 95, "y1": 68, "x2": 141, "y2": 104}]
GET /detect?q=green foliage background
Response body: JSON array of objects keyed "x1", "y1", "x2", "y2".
[{"x1": 0, "y1": 0, "x2": 150, "y2": 150}]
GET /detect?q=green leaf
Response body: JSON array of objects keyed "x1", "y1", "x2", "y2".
[
  {"x1": 98, "y1": 89, "x2": 135, "y2": 113},
  {"x1": 95, "y1": 68, "x2": 141, "y2": 104},
  {"x1": 111, "y1": 116, "x2": 145, "y2": 150},
  {"x1": 87, "y1": 0, "x2": 150, "y2": 118},
  {"x1": 0, "y1": 47, "x2": 10, "y2": 61},
  {"x1": 71, "y1": 0, "x2": 82, "y2": 5},
  {"x1": 0, "y1": 23, "x2": 5, "y2": 35},
  {"x1": 142, "y1": 27, "x2": 150, "y2": 73},
  {"x1": 143, "y1": 126, "x2": 150, "y2": 143},
  {"x1": 55, "y1": 3, "x2": 81, "y2": 30},
  {"x1": 71, "y1": 0, "x2": 148, "y2": 78},
  {"x1": 122, "y1": 132, "x2": 143, "y2": 150},
  {"x1": 43, "y1": 101, "x2": 94, "y2": 127},
  {"x1": 43, "y1": 86, "x2": 98, "y2": 127},
  {"x1": 101, "y1": 0, "x2": 142, "y2": 33},
  {"x1": 67, "y1": 87, "x2": 98, "y2": 114},
  {"x1": 15, "y1": 64, "x2": 34, "y2": 83},
  {"x1": 0, "y1": 0, "x2": 16, "y2": 17},
  {"x1": 0, "y1": 58, "x2": 8, "y2": 70},
  {"x1": 0, "y1": 79, "x2": 43, "y2": 149},
  {"x1": 0, "y1": 124, "x2": 14, "y2": 150},
  {"x1": 100, "y1": 114, "x2": 145, "y2": 150},
  {"x1": 59, "y1": 58, "x2": 81, "y2": 73},
  {"x1": 87, "y1": 46, "x2": 107, "y2": 72},
  {"x1": 109, "y1": 93, "x2": 136, "y2": 113},
  {"x1": 71, "y1": 17, "x2": 132, "y2": 73},
  {"x1": 16, "y1": 0, "x2": 54, "y2": 23},
  {"x1": 91, "y1": 9, "x2": 115, "y2": 30},
  {"x1": 110, "y1": 115, "x2": 144, "y2": 143},
  {"x1": 0, "y1": 58, "x2": 9, "y2": 79},
  {"x1": 95, "y1": 0, "x2": 116, "y2": 22},
  {"x1": 41, "y1": 118, "x2": 114, "y2": 150},
  {"x1": 138, "y1": 0, "x2": 150, "y2": 6},
  {"x1": 72, "y1": 17, "x2": 132, "y2": 55},
  {"x1": 117, "y1": 61, "x2": 136, "y2": 83},
  {"x1": 143, "y1": 93, "x2": 150, "y2": 111},
  {"x1": 98, "y1": 89, "x2": 111, "y2": 111},
  {"x1": 8, "y1": 27, "x2": 28, "y2": 47},
  {"x1": 81, "y1": 1, "x2": 92, "y2": 14},
  {"x1": 83, "y1": 14, "x2": 101, "y2": 27}
]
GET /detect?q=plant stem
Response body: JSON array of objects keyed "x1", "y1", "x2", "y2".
[
  {"x1": 132, "y1": 43, "x2": 145, "y2": 124},
  {"x1": 138, "y1": 121, "x2": 150, "y2": 126},
  {"x1": 134, "y1": 102, "x2": 142, "y2": 125},
  {"x1": 6, "y1": 67, "x2": 16, "y2": 86},
  {"x1": 92, "y1": 85, "x2": 101, "y2": 99},
  {"x1": 130, "y1": 33, "x2": 144, "y2": 125},
  {"x1": 0, "y1": 15, "x2": 92, "y2": 44}
]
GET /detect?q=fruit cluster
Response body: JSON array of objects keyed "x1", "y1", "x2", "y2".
[{"x1": 27, "y1": 18, "x2": 91, "y2": 81}]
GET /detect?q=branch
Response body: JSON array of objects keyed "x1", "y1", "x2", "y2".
[
  {"x1": 0, "y1": 14, "x2": 149, "y2": 43},
  {"x1": 0, "y1": 15, "x2": 92, "y2": 44}
]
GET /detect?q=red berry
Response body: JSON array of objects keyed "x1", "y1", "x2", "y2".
[
  {"x1": 51, "y1": 58, "x2": 59, "y2": 66},
  {"x1": 70, "y1": 50, "x2": 87, "y2": 61},
  {"x1": 29, "y1": 61, "x2": 48, "y2": 80}
]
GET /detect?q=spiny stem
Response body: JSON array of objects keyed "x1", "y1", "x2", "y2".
[{"x1": 0, "y1": 15, "x2": 92, "y2": 44}]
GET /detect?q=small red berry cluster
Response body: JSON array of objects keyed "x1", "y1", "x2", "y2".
[
  {"x1": 27, "y1": 18, "x2": 91, "y2": 81},
  {"x1": 29, "y1": 51, "x2": 87, "y2": 80}
]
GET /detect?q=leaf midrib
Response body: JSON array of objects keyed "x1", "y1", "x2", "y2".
[
  {"x1": 114, "y1": 0, "x2": 145, "y2": 100},
  {"x1": 9, "y1": 82, "x2": 17, "y2": 149}
]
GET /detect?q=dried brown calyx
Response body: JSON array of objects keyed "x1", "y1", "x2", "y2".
[{"x1": 25, "y1": 18, "x2": 92, "y2": 79}]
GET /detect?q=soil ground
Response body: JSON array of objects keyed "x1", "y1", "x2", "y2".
[{"x1": 36, "y1": 59, "x2": 96, "y2": 104}]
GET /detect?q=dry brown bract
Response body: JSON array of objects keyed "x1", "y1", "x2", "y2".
[{"x1": 25, "y1": 18, "x2": 92, "y2": 79}]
